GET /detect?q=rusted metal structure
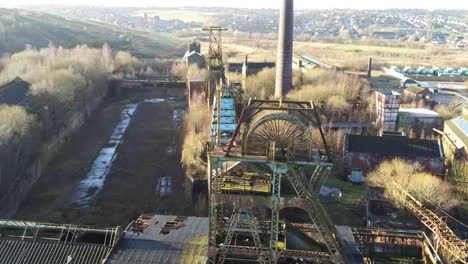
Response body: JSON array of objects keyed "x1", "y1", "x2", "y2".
[
  {"x1": 395, "y1": 184, "x2": 468, "y2": 263},
  {"x1": 207, "y1": 99, "x2": 347, "y2": 264},
  {"x1": 203, "y1": 26, "x2": 228, "y2": 103},
  {"x1": 0, "y1": 220, "x2": 120, "y2": 264},
  {"x1": 351, "y1": 228, "x2": 443, "y2": 263}
]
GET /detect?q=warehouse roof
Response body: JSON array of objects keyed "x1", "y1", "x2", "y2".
[
  {"x1": 106, "y1": 214, "x2": 208, "y2": 264},
  {"x1": 345, "y1": 135, "x2": 443, "y2": 159}
]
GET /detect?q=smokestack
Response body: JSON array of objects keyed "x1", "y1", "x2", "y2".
[
  {"x1": 275, "y1": 0, "x2": 294, "y2": 99},
  {"x1": 367, "y1": 57, "x2": 373, "y2": 78}
]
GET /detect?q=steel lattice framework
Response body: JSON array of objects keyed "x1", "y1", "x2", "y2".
[
  {"x1": 207, "y1": 99, "x2": 346, "y2": 264},
  {"x1": 203, "y1": 26, "x2": 227, "y2": 102}
]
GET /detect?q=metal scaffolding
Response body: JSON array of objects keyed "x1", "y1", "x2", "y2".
[
  {"x1": 207, "y1": 99, "x2": 345, "y2": 264},
  {"x1": 202, "y1": 26, "x2": 227, "y2": 103}
]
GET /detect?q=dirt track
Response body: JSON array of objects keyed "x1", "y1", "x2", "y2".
[{"x1": 15, "y1": 96, "x2": 194, "y2": 227}]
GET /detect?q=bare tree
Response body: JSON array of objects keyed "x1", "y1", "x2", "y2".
[{"x1": 368, "y1": 159, "x2": 457, "y2": 209}]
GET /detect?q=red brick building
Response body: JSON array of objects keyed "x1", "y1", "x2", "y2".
[{"x1": 344, "y1": 134, "x2": 445, "y2": 180}]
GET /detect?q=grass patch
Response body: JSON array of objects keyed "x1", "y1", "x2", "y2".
[
  {"x1": 331, "y1": 44, "x2": 424, "y2": 54},
  {"x1": 133, "y1": 9, "x2": 223, "y2": 25},
  {"x1": 321, "y1": 172, "x2": 367, "y2": 226},
  {"x1": 369, "y1": 71, "x2": 401, "y2": 90},
  {"x1": 0, "y1": 8, "x2": 184, "y2": 58}
]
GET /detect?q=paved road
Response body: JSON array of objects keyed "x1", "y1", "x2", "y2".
[
  {"x1": 419, "y1": 81, "x2": 467, "y2": 90},
  {"x1": 437, "y1": 90, "x2": 468, "y2": 101}
]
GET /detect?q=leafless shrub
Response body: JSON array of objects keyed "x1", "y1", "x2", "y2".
[{"x1": 368, "y1": 159, "x2": 457, "y2": 210}]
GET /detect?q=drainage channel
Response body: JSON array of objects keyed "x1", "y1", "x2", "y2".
[{"x1": 70, "y1": 98, "x2": 166, "y2": 207}]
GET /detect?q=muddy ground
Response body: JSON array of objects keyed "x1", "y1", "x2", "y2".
[{"x1": 15, "y1": 95, "x2": 202, "y2": 227}]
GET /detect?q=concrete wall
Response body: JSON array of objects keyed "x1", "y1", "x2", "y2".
[{"x1": 0, "y1": 90, "x2": 106, "y2": 218}]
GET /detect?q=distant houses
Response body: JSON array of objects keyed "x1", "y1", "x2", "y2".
[{"x1": 371, "y1": 31, "x2": 396, "y2": 40}]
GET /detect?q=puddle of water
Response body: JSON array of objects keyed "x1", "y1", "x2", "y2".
[
  {"x1": 70, "y1": 103, "x2": 137, "y2": 207},
  {"x1": 144, "y1": 98, "x2": 166, "y2": 103},
  {"x1": 71, "y1": 98, "x2": 167, "y2": 207}
]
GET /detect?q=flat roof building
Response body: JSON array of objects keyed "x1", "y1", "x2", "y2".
[
  {"x1": 397, "y1": 108, "x2": 443, "y2": 135},
  {"x1": 443, "y1": 106, "x2": 468, "y2": 160},
  {"x1": 106, "y1": 214, "x2": 208, "y2": 264}
]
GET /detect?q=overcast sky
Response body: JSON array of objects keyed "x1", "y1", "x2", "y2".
[{"x1": 1, "y1": 0, "x2": 467, "y2": 9}]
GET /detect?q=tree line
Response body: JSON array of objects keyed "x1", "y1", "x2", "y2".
[{"x1": 0, "y1": 44, "x2": 138, "y2": 196}]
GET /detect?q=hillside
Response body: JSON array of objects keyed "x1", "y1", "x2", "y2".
[{"x1": 0, "y1": 8, "x2": 184, "y2": 58}]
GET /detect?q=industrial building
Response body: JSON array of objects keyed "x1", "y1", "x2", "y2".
[
  {"x1": 0, "y1": 77, "x2": 31, "y2": 108},
  {"x1": 375, "y1": 90, "x2": 443, "y2": 135},
  {"x1": 403, "y1": 86, "x2": 433, "y2": 100},
  {"x1": 443, "y1": 106, "x2": 468, "y2": 160},
  {"x1": 226, "y1": 55, "x2": 275, "y2": 78},
  {"x1": 344, "y1": 134, "x2": 446, "y2": 179},
  {"x1": 183, "y1": 41, "x2": 205, "y2": 68},
  {"x1": 375, "y1": 90, "x2": 400, "y2": 132},
  {"x1": 1, "y1": 1, "x2": 467, "y2": 264},
  {"x1": 397, "y1": 108, "x2": 443, "y2": 135},
  {"x1": 106, "y1": 215, "x2": 209, "y2": 264}
]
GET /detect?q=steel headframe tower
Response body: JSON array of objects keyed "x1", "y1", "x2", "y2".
[
  {"x1": 274, "y1": 0, "x2": 294, "y2": 99},
  {"x1": 207, "y1": 100, "x2": 345, "y2": 264},
  {"x1": 203, "y1": 26, "x2": 228, "y2": 103}
]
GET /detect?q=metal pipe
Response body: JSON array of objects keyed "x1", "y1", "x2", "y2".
[{"x1": 275, "y1": 0, "x2": 294, "y2": 98}]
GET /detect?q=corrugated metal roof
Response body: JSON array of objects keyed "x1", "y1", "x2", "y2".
[
  {"x1": 106, "y1": 215, "x2": 208, "y2": 264},
  {"x1": 0, "y1": 221, "x2": 118, "y2": 264},
  {"x1": 0, "y1": 239, "x2": 112, "y2": 264}
]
